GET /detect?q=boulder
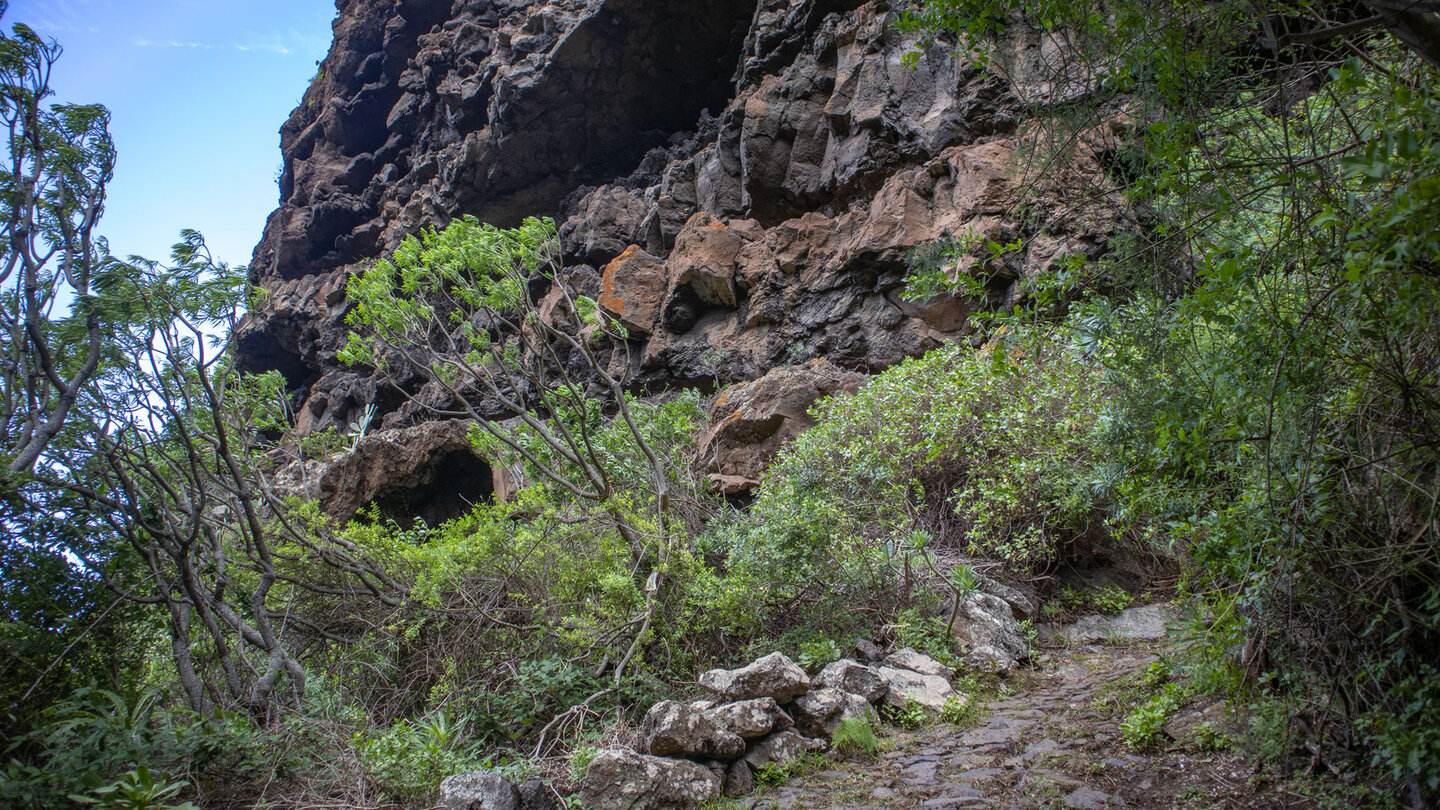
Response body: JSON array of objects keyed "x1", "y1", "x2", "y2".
[
  {"x1": 852, "y1": 638, "x2": 885, "y2": 663},
  {"x1": 703, "y1": 697, "x2": 793, "y2": 739},
  {"x1": 598, "y1": 246, "x2": 668, "y2": 335},
  {"x1": 1057, "y1": 604, "x2": 1176, "y2": 643},
  {"x1": 953, "y1": 593, "x2": 1031, "y2": 673},
  {"x1": 791, "y1": 688, "x2": 879, "y2": 738},
  {"x1": 814, "y1": 659, "x2": 887, "y2": 703},
  {"x1": 1163, "y1": 698, "x2": 1231, "y2": 743},
  {"x1": 698, "y1": 359, "x2": 866, "y2": 495},
  {"x1": 877, "y1": 666, "x2": 956, "y2": 710},
  {"x1": 666, "y1": 212, "x2": 744, "y2": 309},
  {"x1": 741, "y1": 730, "x2": 825, "y2": 771},
  {"x1": 699, "y1": 652, "x2": 810, "y2": 702},
  {"x1": 978, "y1": 576, "x2": 1039, "y2": 621},
  {"x1": 439, "y1": 771, "x2": 520, "y2": 810},
  {"x1": 723, "y1": 760, "x2": 756, "y2": 797},
  {"x1": 883, "y1": 648, "x2": 954, "y2": 678},
  {"x1": 640, "y1": 700, "x2": 745, "y2": 761},
  {"x1": 578, "y1": 749, "x2": 721, "y2": 810}
]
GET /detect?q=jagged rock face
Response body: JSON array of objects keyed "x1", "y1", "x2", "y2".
[{"x1": 239, "y1": 0, "x2": 1118, "y2": 440}]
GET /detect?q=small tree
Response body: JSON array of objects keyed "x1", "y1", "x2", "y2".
[
  {"x1": 33, "y1": 234, "x2": 408, "y2": 716},
  {"x1": 340, "y1": 215, "x2": 709, "y2": 685},
  {"x1": 0, "y1": 9, "x2": 116, "y2": 476}
]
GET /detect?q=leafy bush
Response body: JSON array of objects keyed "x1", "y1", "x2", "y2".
[
  {"x1": 760, "y1": 329, "x2": 1112, "y2": 573},
  {"x1": 69, "y1": 767, "x2": 197, "y2": 810},
  {"x1": 0, "y1": 689, "x2": 279, "y2": 810},
  {"x1": 940, "y1": 695, "x2": 980, "y2": 727},
  {"x1": 882, "y1": 700, "x2": 932, "y2": 730},
  {"x1": 353, "y1": 711, "x2": 493, "y2": 805},
  {"x1": 1120, "y1": 682, "x2": 1188, "y2": 750}
]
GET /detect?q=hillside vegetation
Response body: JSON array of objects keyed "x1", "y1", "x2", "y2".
[{"x1": 2, "y1": 1, "x2": 1437, "y2": 808}]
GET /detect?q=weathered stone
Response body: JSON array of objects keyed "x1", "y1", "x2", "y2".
[
  {"x1": 742, "y1": 730, "x2": 825, "y2": 771},
  {"x1": 703, "y1": 697, "x2": 793, "y2": 739},
  {"x1": 953, "y1": 593, "x2": 1031, "y2": 673},
  {"x1": 723, "y1": 759, "x2": 756, "y2": 798},
  {"x1": 884, "y1": 648, "x2": 954, "y2": 679},
  {"x1": 814, "y1": 659, "x2": 887, "y2": 704},
  {"x1": 792, "y1": 687, "x2": 879, "y2": 738},
  {"x1": 1058, "y1": 604, "x2": 1175, "y2": 643},
  {"x1": 641, "y1": 700, "x2": 745, "y2": 761},
  {"x1": 698, "y1": 359, "x2": 865, "y2": 494},
  {"x1": 853, "y1": 638, "x2": 885, "y2": 663},
  {"x1": 578, "y1": 749, "x2": 721, "y2": 810},
  {"x1": 516, "y1": 778, "x2": 558, "y2": 810},
  {"x1": 1163, "y1": 698, "x2": 1230, "y2": 743},
  {"x1": 1063, "y1": 786, "x2": 1119, "y2": 809},
  {"x1": 877, "y1": 666, "x2": 956, "y2": 710},
  {"x1": 598, "y1": 246, "x2": 667, "y2": 335},
  {"x1": 978, "y1": 576, "x2": 1039, "y2": 622},
  {"x1": 667, "y1": 212, "x2": 744, "y2": 309},
  {"x1": 439, "y1": 770, "x2": 519, "y2": 810},
  {"x1": 699, "y1": 652, "x2": 810, "y2": 702}
]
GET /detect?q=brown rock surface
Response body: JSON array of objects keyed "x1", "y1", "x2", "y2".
[
  {"x1": 598, "y1": 245, "x2": 667, "y2": 335},
  {"x1": 699, "y1": 359, "x2": 865, "y2": 494}
]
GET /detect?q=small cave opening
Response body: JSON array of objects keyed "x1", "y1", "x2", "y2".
[{"x1": 370, "y1": 449, "x2": 496, "y2": 529}]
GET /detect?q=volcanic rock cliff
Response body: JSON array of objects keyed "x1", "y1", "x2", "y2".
[{"x1": 239, "y1": 0, "x2": 1119, "y2": 449}]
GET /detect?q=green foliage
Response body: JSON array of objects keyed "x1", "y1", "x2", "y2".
[
  {"x1": 752, "y1": 753, "x2": 826, "y2": 787},
  {"x1": 0, "y1": 688, "x2": 278, "y2": 810},
  {"x1": 891, "y1": 608, "x2": 959, "y2": 667},
  {"x1": 69, "y1": 767, "x2": 198, "y2": 810},
  {"x1": 794, "y1": 637, "x2": 842, "y2": 673},
  {"x1": 298, "y1": 426, "x2": 349, "y2": 458},
  {"x1": 353, "y1": 710, "x2": 493, "y2": 804},
  {"x1": 1120, "y1": 682, "x2": 1188, "y2": 750},
  {"x1": 902, "y1": 0, "x2": 1440, "y2": 797},
  {"x1": 1054, "y1": 584, "x2": 1134, "y2": 617},
  {"x1": 740, "y1": 329, "x2": 1112, "y2": 598},
  {"x1": 939, "y1": 694, "x2": 979, "y2": 727},
  {"x1": 830, "y1": 717, "x2": 881, "y2": 757},
  {"x1": 882, "y1": 699, "x2": 932, "y2": 730},
  {"x1": 1191, "y1": 722, "x2": 1231, "y2": 753},
  {"x1": 900, "y1": 230, "x2": 1025, "y2": 307}
]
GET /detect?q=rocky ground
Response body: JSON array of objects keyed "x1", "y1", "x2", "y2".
[{"x1": 737, "y1": 637, "x2": 1318, "y2": 810}]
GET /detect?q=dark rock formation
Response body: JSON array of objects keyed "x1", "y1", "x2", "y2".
[
  {"x1": 239, "y1": 0, "x2": 1120, "y2": 463},
  {"x1": 288, "y1": 418, "x2": 509, "y2": 524}
]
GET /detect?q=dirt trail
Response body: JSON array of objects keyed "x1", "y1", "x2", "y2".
[{"x1": 744, "y1": 639, "x2": 1315, "y2": 810}]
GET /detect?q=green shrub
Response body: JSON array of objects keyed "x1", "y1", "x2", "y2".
[
  {"x1": 882, "y1": 700, "x2": 932, "y2": 729},
  {"x1": 1120, "y1": 682, "x2": 1188, "y2": 750},
  {"x1": 940, "y1": 694, "x2": 980, "y2": 727},
  {"x1": 1089, "y1": 585, "x2": 1133, "y2": 614},
  {"x1": 353, "y1": 711, "x2": 492, "y2": 804},
  {"x1": 69, "y1": 766, "x2": 198, "y2": 810},
  {"x1": 761, "y1": 330, "x2": 1111, "y2": 574}
]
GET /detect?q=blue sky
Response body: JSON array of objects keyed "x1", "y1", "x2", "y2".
[{"x1": 8, "y1": 0, "x2": 336, "y2": 269}]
